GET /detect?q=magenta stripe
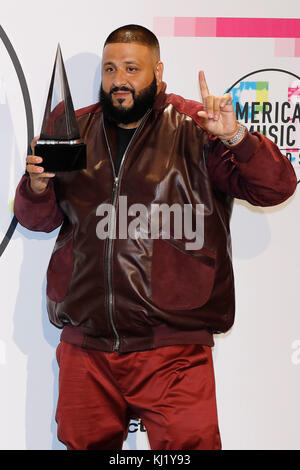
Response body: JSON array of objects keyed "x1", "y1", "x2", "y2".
[
  {"x1": 155, "y1": 17, "x2": 300, "y2": 38},
  {"x1": 216, "y1": 18, "x2": 300, "y2": 38}
]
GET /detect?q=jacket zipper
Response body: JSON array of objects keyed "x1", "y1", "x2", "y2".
[{"x1": 102, "y1": 110, "x2": 151, "y2": 351}]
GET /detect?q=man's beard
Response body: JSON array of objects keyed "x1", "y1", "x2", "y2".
[{"x1": 99, "y1": 75, "x2": 157, "y2": 125}]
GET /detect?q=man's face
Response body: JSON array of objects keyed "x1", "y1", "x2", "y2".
[{"x1": 100, "y1": 42, "x2": 163, "y2": 125}]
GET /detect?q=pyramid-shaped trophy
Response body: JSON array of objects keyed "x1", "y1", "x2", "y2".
[{"x1": 35, "y1": 44, "x2": 86, "y2": 172}]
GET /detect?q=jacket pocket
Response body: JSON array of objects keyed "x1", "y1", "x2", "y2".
[
  {"x1": 151, "y1": 238, "x2": 216, "y2": 310},
  {"x1": 46, "y1": 229, "x2": 74, "y2": 303}
]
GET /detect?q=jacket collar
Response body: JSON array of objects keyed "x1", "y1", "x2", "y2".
[{"x1": 153, "y1": 82, "x2": 167, "y2": 111}]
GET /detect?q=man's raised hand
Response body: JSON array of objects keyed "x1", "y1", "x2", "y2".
[{"x1": 197, "y1": 70, "x2": 239, "y2": 141}]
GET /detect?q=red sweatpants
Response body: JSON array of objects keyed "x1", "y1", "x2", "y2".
[{"x1": 55, "y1": 341, "x2": 221, "y2": 450}]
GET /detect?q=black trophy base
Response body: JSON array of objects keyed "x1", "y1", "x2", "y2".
[{"x1": 34, "y1": 142, "x2": 87, "y2": 172}]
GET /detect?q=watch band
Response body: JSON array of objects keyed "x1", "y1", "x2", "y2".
[{"x1": 220, "y1": 123, "x2": 247, "y2": 147}]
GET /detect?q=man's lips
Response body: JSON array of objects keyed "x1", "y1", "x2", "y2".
[{"x1": 112, "y1": 91, "x2": 132, "y2": 99}]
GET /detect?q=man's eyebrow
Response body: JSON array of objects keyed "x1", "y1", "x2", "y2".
[
  {"x1": 103, "y1": 60, "x2": 140, "y2": 66},
  {"x1": 103, "y1": 61, "x2": 116, "y2": 66}
]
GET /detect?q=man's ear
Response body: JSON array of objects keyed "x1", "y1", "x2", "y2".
[{"x1": 155, "y1": 61, "x2": 164, "y2": 91}]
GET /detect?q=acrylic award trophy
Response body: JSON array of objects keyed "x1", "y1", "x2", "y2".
[{"x1": 35, "y1": 44, "x2": 86, "y2": 172}]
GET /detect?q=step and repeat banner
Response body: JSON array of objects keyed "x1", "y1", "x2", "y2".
[{"x1": 0, "y1": 0, "x2": 299, "y2": 450}]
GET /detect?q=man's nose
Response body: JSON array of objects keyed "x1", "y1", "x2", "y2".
[{"x1": 112, "y1": 69, "x2": 128, "y2": 88}]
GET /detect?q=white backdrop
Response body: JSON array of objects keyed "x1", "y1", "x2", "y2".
[{"x1": 0, "y1": 0, "x2": 299, "y2": 450}]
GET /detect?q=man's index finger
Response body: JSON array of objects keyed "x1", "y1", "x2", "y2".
[{"x1": 198, "y1": 70, "x2": 210, "y2": 100}]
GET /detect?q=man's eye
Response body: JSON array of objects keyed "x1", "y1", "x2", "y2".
[
  {"x1": 127, "y1": 67, "x2": 137, "y2": 72},
  {"x1": 105, "y1": 67, "x2": 114, "y2": 72}
]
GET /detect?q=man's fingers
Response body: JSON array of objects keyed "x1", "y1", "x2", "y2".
[
  {"x1": 26, "y1": 156, "x2": 55, "y2": 177},
  {"x1": 26, "y1": 164, "x2": 55, "y2": 178},
  {"x1": 198, "y1": 70, "x2": 210, "y2": 101},
  {"x1": 220, "y1": 93, "x2": 233, "y2": 108},
  {"x1": 26, "y1": 156, "x2": 44, "y2": 174},
  {"x1": 26, "y1": 155, "x2": 44, "y2": 174},
  {"x1": 200, "y1": 96, "x2": 222, "y2": 121},
  {"x1": 26, "y1": 155, "x2": 43, "y2": 165},
  {"x1": 30, "y1": 136, "x2": 40, "y2": 155},
  {"x1": 41, "y1": 172, "x2": 56, "y2": 178},
  {"x1": 197, "y1": 110, "x2": 208, "y2": 119},
  {"x1": 213, "y1": 97, "x2": 221, "y2": 120},
  {"x1": 205, "y1": 95, "x2": 214, "y2": 118},
  {"x1": 26, "y1": 164, "x2": 44, "y2": 174},
  {"x1": 26, "y1": 143, "x2": 55, "y2": 193}
]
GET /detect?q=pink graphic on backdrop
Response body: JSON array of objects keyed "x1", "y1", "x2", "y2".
[
  {"x1": 288, "y1": 86, "x2": 300, "y2": 101},
  {"x1": 154, "y1": 17, "x2": 300, "y2": 38},
  {"x1": 174, "y1": 17, "x2": 196, "y2": 36},
  {"x1": 287, "y1": 86, "x2": 300, "y2": 152},
  {"x1": 295, "y1": 39, "x2": 300, "y2": 57},
  {"x1": 195, "y1": 18, "x2": 217, "y2": 37},
  {"x1": 275, "y1": 39, "x2": 295, "y2": 57},
  {"x1": 216, "y1": 18, "x2": 300, "y2": 38},
  {"x1": 153, "y1": 17, "x2": 174, "y2": 37},
  {"x1": 154, "y1": 17, "x2": 300, "y2": 57}
]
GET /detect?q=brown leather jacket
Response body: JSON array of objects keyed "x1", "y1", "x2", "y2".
[{"x1": 14, "y1": 84, "x2": 297, "y2": 352}]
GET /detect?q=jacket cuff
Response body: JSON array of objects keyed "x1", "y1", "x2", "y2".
[{"x1": 227, "y1": 131, "x2": 260, "y2": 163}]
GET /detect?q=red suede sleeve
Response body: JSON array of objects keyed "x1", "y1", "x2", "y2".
[
  {"x1": 207, "y1": 131, "x2": 298, "y2": 206},
  {"x1": 14, "y1": 174, "x2": 64, "y2": 232},
  {"x1": 165, "y1": 92, "x2": 297, "y2": 206}
]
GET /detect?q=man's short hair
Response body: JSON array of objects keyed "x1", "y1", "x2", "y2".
[{"x1": 104, "y1": 24, "x2": 160, "y2": 60}]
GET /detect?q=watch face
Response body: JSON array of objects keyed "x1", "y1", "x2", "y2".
[{"x1": 0, "y1": 26, "x2": 33, "y2": 257}]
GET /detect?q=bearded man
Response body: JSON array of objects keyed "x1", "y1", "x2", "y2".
[{"x1": 14, "y1": 24, "x2": 297, "y2": 450}]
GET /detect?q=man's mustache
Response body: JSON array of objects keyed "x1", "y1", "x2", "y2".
[{"x1": 110, "y1": 86, "x2": 135, "y2": 95}]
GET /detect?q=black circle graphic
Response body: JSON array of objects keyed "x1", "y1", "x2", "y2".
[
  {"x1": 226, "y1": 68, "x2": 300, "y2": 184},
  {"x1": 226, "y1": 68, "x2": 300, "y2": 93},
  {"x1": 0, "y1": 25, "x2": 34, "y2": 257}
]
